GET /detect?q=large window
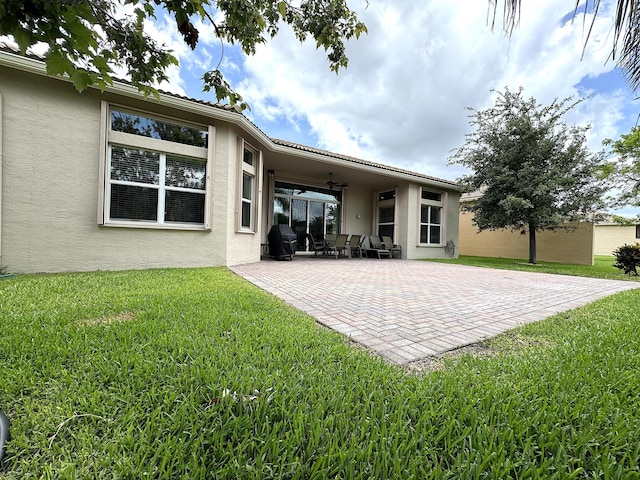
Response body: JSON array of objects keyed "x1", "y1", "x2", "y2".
[
  {"x1": 419, "y1": 188, "x2": 443, "y2": 245},
  {"x1": 237, "y1": 141, "x2": 261, "y2": 232},
  {"x1": 100, "y1": 105, "x2": 213, "y2": 229}
]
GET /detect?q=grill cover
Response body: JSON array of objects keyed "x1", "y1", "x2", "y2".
[{"x1": 268, "y1": 224, "x2": 297, "y2": 260}]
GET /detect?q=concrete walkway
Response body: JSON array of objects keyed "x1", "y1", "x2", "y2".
[{"x1": 230, "y1": 258, "x2": 639, "y2": 365}]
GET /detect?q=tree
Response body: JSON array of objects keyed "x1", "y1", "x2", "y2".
[
  {"x1": 490, "y1": 1, "x2": 640, "y2": 91},
  {"x1": 603, "y1": 126, "x2": 640, "y2": 209},
  {"x1": 449, "y1": 87, "x2": 609, "y2": 264},
  {"x1": 0, "y1": 0, "x2": 366, "y2": 109}
]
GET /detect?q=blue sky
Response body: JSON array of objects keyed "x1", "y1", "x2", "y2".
[{"x1": 14, "y1": 0, "x2": 639, "y2": 216}]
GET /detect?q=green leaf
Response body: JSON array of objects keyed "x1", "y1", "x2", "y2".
[
  {"x1": 278, "y1": 1, "x2": 287, "y2": 18},
  {"x1": 70, "y1": 70, "x2": 92, "y2": 92},
  {"x1": 45, "y1": 51, "x2": 74, "y2": 76},
  {"x1": 355, "y1": 22, "x2": 368, "y2": 39},
  {"x1": 12, "y1": 29, "x2": 33, "y2": 53},
  {"x1": 151, "y1": 4, "x2": 160, "y2": 17},
  {"x1": 63, "y1": 12, "x2": 97, "y2": 51}
]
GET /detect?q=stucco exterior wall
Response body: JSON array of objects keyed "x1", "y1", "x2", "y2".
[
  {"x1": 459, "y1": 211, "x2": 594, "y2": 265},
  {"x1": 393, "y1": 183, "x2": 409, "y2": 259},
  {"x1": 0, "y1": 66, "x2": 236, "y2": 273},
  {"x1": 342, "y1": 185, "x2": 374, "y2": 235},
  {"x1": 404, "y1": 184, "x2": 460, "y2": 260},
  {"x1": 224, "y1": 128, "x2": 263, "y2": 266},
  {"x1": 594, "y1": 224, "x2": 640, "y2": 256}
]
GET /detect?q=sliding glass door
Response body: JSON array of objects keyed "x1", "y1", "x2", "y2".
[
  {"x1": 291, "y1": 199, "x2": 308, "y2": 251},
  {"x1": 308, "y1": 201, "x2": 325, "y2": 240},
  {"x1": 274, "y1": 181, "x2": 341, "y2": 251}
]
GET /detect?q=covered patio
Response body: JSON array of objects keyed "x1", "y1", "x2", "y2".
[
  {"x1": 231, "y1": 258, "x2": 640, "y2": 365},
  {"x1": 258, "y1": 139, "x2": 462, "y2": 262}
]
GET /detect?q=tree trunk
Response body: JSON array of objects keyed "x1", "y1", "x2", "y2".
[{"x1": 528, "y1": 224, "x2": 537, "y2": 264}]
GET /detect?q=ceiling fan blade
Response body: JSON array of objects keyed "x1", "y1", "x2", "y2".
[{"x1": 326, "y1": 172, "x2": 347, "y2": 189}]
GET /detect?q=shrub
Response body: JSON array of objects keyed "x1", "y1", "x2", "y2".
[{"x1": 612, "y1": 243, "x2": 640, "y2": 275}]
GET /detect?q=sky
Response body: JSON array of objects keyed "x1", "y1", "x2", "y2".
[
  {"x1": 7, "y1": 1, "x2": 639, "y2": 216},
  {"x1": 150, "y1": 0, "x2": 640, "y2": 215}
]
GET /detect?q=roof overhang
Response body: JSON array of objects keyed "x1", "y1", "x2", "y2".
[{"x1": 265, "y1": 141, "x2": 460, "y2": 191}]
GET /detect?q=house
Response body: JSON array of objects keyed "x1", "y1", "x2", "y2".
[
  {"x1": 0, "y1": 47, "x2": 461, "y2": 273},
  {"x1": 594, "y1": 219, "x2": 640, "y2": 256},
  {"x1": 458, "y1": 193, "x2": 595, "y2": 265}
]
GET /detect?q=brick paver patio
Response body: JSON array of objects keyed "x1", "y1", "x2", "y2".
[{"x1": 230, "y1": 258, "x2": 639, "y2": 365}]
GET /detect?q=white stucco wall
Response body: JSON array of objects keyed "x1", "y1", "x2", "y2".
[{"x1": 0, "y1": 66, "x2": 243, "y2": 273}]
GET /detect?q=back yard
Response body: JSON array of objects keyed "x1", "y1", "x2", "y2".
[{"x1": 0, "y1": 261, "x2": 639, "y2": 478}]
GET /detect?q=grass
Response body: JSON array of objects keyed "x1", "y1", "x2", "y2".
[
  {"x1": 1, "y1": 267, "x2": 639, "y2": 478},
  {"x1": 424, "y1": 255, "x2": 640, "y2": 281}
]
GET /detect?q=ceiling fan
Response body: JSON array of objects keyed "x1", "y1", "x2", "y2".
[{"x1": 326, "y1": 172, "x2": 348, "y2": 190}]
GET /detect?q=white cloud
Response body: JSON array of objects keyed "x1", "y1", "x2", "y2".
[
  {"x1": 141, "y1": 13, "x2": 190, "y2": 95},
  {"x1": 230, "y1": 0, "x2": 635, "y2": 183}
]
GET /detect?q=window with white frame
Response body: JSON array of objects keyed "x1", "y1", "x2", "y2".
[
  {"x1": 419, "y1": 188, "x2": 443, "y2": 245},
  {"x1": 100, "y1": 106, "x2": 213, "y2": 228},
  {"x1": 238, "y1": 141, "x2": 260, "y2": 232}
]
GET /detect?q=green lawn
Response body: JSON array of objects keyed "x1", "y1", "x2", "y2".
[
  {"x1": 1, "y1": 267, "x2": 639, "y2": 478},
  {"x1": 424, "y1": 255, "x2": 640, "y2": 281}
]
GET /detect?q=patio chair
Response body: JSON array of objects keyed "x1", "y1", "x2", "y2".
[
  {"x1": 348, "y1": 234, "x2": 366, "y2": 258},
  {"x1": 324, "y1": 233, "x2": 337, "y2": 247},
  {"x1": 365, "y1": 235, "x2": 391, "y2": 259},
  {"x1": 306, "y1": 233, "x2": 326, "y2": 256},
  {"x1": 381, "y1": 236, "x2": 401, "y2": 259},
  {"x1": 331, "y1": 234, "x2": 350, "y2": 258}
]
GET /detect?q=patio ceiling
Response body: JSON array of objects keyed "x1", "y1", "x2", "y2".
[
  {"x1": 263, "y1": 149, "x2": 397, "y2": 191},
  {"x1": 262, "y1": 139, "x2": 460, "y2": 192}
]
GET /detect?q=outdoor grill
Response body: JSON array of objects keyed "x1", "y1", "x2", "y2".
[
  {"x1": 0, "y1": 410, "x2": 9, "y2": 464},
  {"x1": 267, "y1": 224, "x2": 297, "y2": 260}
]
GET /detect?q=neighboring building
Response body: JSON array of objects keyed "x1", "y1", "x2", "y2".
[
  {"x1": 459, "y1": 211, "x2": 594, "y2": 265},
  {"x1": 458, "y1": 193, "x2": 595, "y2": 265},
  {"x1": 594, "y1": 221, "x2": 640, "y2": 256},
  {"x1": 0, "y1": 47, "x2": 461, "y2": 273}
]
